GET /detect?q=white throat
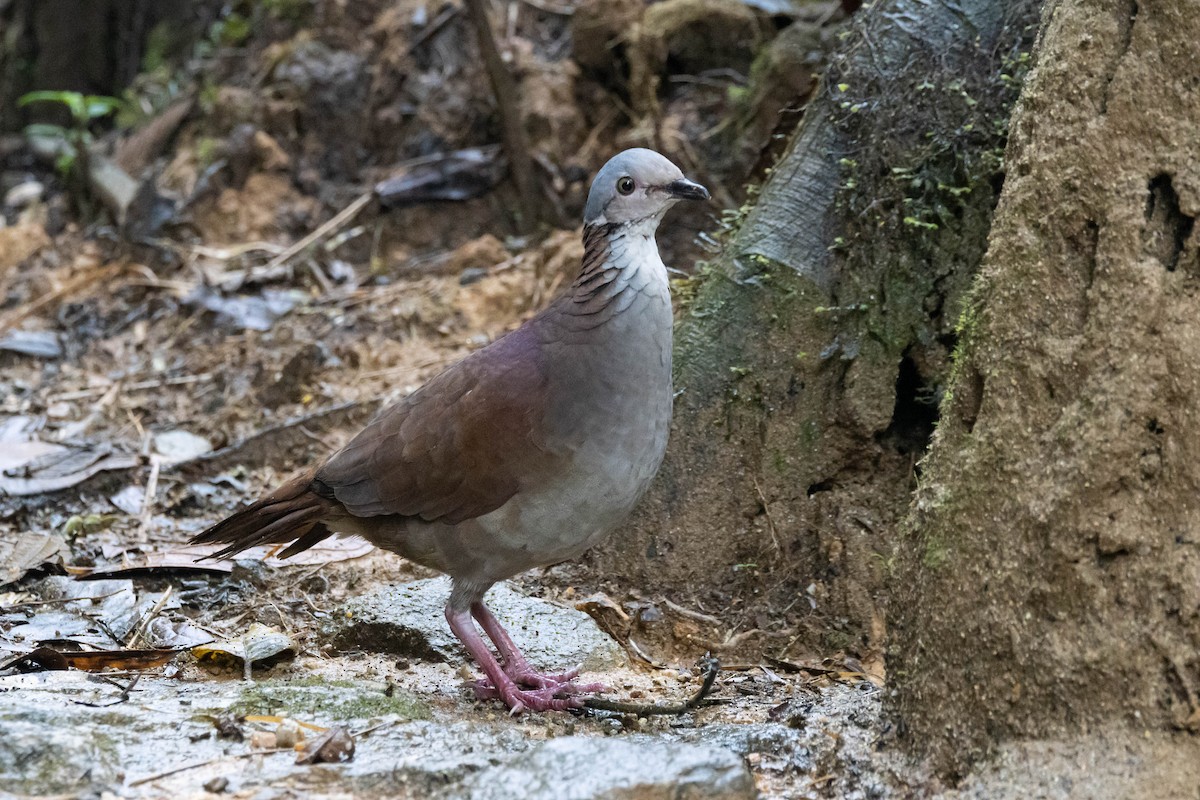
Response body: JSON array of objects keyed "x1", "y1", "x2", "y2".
[{"x1": 608, "y1": 222, "x2": 669, "y2": 296}]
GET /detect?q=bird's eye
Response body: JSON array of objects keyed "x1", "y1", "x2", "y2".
[{"x1": 617, "y1": 176, "x2": 635, "y2": 195}]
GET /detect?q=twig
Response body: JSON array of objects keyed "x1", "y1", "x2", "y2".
[
  {"x1": 0, "y1": 263, "x2": 123, "y2": 334},
  {"x1": 220, "y1": 192, "x2": 373, "y2": 290},
  {"x1": 126, "y1": 585, "x2": 172, "y2": 649},
  {"x1": 582, "y1": 656, "x2": 720, "y2": 716},
  {"x1": 1, "y1": 590, "x2": 125, "y2": 610},
  {"x1": 691, "y1": 628, "x2": 765, "y2": 653},
  {"x1": 49, "y1": 382, "x2": 121, "y2": 442},
  {"x1": 185, "y1": 241, "x2": 287, "y2": 260},
  {"x1": 243, "y1": 714, "x2": 327, "y2": 733},
  {"x1": 464, "y1": 0, "x2": 541, "y2": 233},
  {"x1": 517, "y1": 0, "x2": 574, "y2": 15},
  {"x1": 127, "y1": 749, "x2": 293, "y2": 787},
  {"x1": 352, "y1": 719, "x2": 399, "y2": 738},
  {"x1": 626, "y1": 636, "x2": 665, "y2": 668},
  {"x1": 73, "y1": 672, "x2": 142, "y2": 708},
  {"x1": 406, "y1": 4, "x2": 461, "y2": 54},
  {"x1": 172, "y1": 400, "x2": 373, "y2": 479},
  {"x1": 139, "y1": 455, "x2": 162, "y2": 537},
  {"x1": 752, "y1": 477, "x2": 783, "y2": 558},
  {"x1": 662, "y1": 598, "x2": 723, "y2": 627},
  {"x1": 577, "y1": 106, "x2": 619, "y2": 165},
  {"x1": 48, "y1": 373, "x2": 215, "y2": 403}
]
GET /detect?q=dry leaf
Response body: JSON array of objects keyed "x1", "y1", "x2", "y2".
[
  {"x1": 1, "y1": 646, "x2": 180, "y2": 672},
  {"x1": 0, "y1": 329, "x2": 61, "y2": 359},
  {"x1": 0, "y1": 416, "x2": 140, "y2": 496},
  {"x1": 73, "y1": 537, "x2": 374, "y2": 578},
  {"x1": 0, "y1": 531, "x2": 68, "y2": 586},
  {"x1": 152, "y1": 430, "x2": 213, "y2": 464},
  {"x1": 193, "y1": 623, "x2": 296, "y2": 672},
  {"x1": 295, "y1": 725, "x2": 354, "y2": 764}
]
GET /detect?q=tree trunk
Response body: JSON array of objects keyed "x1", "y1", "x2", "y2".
[
  {"x1": 889, "y1": 0, "x2": 1200, "y2": 777},
  {"x1": 589, "y1": 0, "x2": 1038, "y2": 655},
  {"x1": 0, "y1": 0, "x2": 198, "y2": 131}
]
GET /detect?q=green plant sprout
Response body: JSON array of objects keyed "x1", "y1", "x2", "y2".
[{"x1": 18, "y1": 90, "x2": 122, "y2": 179}]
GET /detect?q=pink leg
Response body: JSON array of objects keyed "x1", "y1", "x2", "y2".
[
  {"x1": 471, "y1": 602, "x2": 605, "y2": 693},
  {"x1": 445, "y1": 605, "x2": 581, "y2": 713}
]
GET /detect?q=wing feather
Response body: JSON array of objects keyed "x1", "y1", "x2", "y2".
[{"x1": 316, "y1": 327, "x2": 559, "y2": 524}]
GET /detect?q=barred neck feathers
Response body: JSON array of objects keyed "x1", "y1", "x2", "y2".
[{"x1": 566, "y1": 221, "x2": 668, "y2": 321}]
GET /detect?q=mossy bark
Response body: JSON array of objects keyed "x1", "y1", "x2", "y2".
[
  {"x1": 889, "y1": 0, "x2": 1200, "y2": 778},
  {"x1": 590, "y1": 0, "x2": 1039, "y2": 654}
]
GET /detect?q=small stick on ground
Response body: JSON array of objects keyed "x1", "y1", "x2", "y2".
[
  {"x1": 126, "y1": 585, "x2": 172, "y2": 649},
  {"x1": 662, "y1": 598, "x2": 723, "y2": 628},
  {"x1": 137, "y1": 455, "x2": 162, "y2": 542},
  {"x1": 221, "y1": 192, "x2": 373, "y2": 290},
  {"x1": 73, "y1": 673, "x2": 142, "y2": 708},
  {"x1": 406, "y1": 4, "x2": 461, "y2": 54},
  {"x1": 128, "y1": 749, "x2": 293, "y2": 787},
  {"x1": 0, "y1": 263, "x2": 123, "y2": 335},
  {"x1": 2, "y1": 590, "x2": 125, "y2": 610},
  {"x1": 582, "y1": 656, "x2": 721, "y2": 716}
]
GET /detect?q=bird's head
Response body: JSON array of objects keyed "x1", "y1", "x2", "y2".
[{"x1": 583, "y1": 148, "x2": 710, "y2": 229}]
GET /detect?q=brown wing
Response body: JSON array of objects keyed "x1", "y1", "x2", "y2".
[{"x1": 314, "y1": 326, "x2": 559, "y2": 525}]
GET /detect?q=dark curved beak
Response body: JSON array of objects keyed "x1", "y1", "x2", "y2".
[{"x1": 666, "y1": 178, "x2": 710, "y2": 202}]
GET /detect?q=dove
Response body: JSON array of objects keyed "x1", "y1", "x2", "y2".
[{"x1": 192, "y1": 149, "x2": 709, "y2": 711}]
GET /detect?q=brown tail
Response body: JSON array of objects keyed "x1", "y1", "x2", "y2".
[{"x1": 190, "y1": 470, "x2": 336, "y2": 560}]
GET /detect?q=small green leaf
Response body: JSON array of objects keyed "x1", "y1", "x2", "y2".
[
  {"x1": 54, "y1": 152, "x2": 77, "y2": 178},
  {"x1": 23, "y1": 123, "x2": 69, "y2": 140},
  {"x1": 19, "y1": 90, "x2": 89, "y2": 124},
  {"x1": 903, "y1": 216, "x2": 939, "y2": 231},
  {"x1": 84, "y1": 95, "x2": 122, "y2": 120},
  {"x1": 19, "y1": 90, "x2": 74, "y2": 107}
]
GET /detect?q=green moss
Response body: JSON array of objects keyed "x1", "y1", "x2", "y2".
[
  {"x1": 817, "y1": 19, "x2": 1035, "y2": 410},
  {"x1": 922, "y1": 534, "x2": 950, "y2": 568},
  {"x1": 140, "y1": 23, "x2": 175, "y2": 73},
  {"x1": 871, "y1": 551, "x2": 899, "y2": 577},
  {"x1": 263, "y1": 0, "x2": 315, "y2": 22},
  {"x1": 822, "y1": 628, "x2": 857, "y2": 652},
  {"x1": 195, "y1": 136, "x2": 222, "y2": 168},
  {"x1": 227, "y1": 678, "x2": 430, "y2": 721},
  {"x1": 936, "y1": 273, "x2": 990, "y2": 422},
  {"x1": 799, "y1": 418, "x2": 820, "y2": 451}
]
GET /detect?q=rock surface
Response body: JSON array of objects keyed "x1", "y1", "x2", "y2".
[
  {"x1": 936, "y1": 731, "x2": 1200, "y2": 800},
  {"x1": 326, "y1": 577, "x2": 627, "y2": 672},
  {"x1": 0, "y1": 669, "x2": 757, "y2": 799},
  {"x1": 461, "y1": 737, "x2": 755, "y2": 800},
  {"x1": 0, "y1": 576, "x2": 890, "y2": 799}
]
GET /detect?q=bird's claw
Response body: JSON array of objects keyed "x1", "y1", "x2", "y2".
[
  {"x1": 471, "y1": 680, "x2": 584, "y2": 712},
  {"x1": 502, "y1": 663, "x2": 608, "y2": 692},
  {"x1": 471, "y1": 672, "x2": 608, "y2": 713},
  {"x1": 507, "y1": 663, "x2": 580, "y2": 686}
]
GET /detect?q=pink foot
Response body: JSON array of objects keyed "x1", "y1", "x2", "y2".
[
  {"x1": 510, "y1": 663, "x2": 580, "y2": 685},
  {"x1": 470, "y1": 680, "x2": 587, "y2": 712},
  {"x1": 502, "y1": 663, "x2": 608, "y2": 694},
  {"x1": 446, "y1": 601, "x2": 609, "y2": 714},
  {"x1": 473, "y1": 673, "x2": 607, "y2": 697}
]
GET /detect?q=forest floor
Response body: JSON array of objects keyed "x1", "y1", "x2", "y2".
[
  {"x1": 0, "y1": 2, "x2": 900, "y2": 795},
  {"x1": 0, "y1": 0, "x2": 1182, "y2": 797}
]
